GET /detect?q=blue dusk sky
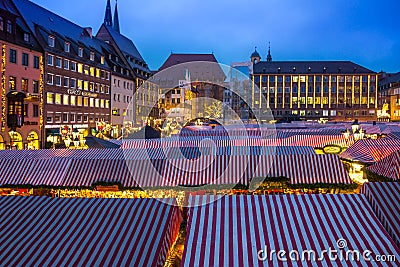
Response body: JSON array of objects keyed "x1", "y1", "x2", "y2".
[{"x1": 30, "y1": 0, "x2": 399, "y2": 73}]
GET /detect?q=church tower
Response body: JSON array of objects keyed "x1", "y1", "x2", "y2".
[
  {"x1": 104, "y1": 0, "x2": 112, "y2": 26},
  {"x1": 113, "y1": 0, "x2": 120, "y2": 33},
  {"x1": 250, "y1": 47, "x2": 261, "y2": 64}
]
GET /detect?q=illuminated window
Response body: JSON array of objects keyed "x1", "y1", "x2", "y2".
[
  {"x1": 96, "y1": 68, "x2": 100, "y2": 78},
  {"x1": 70, "y1": 95, "x2": 76, "y2": 106},
  {"x1": 90, "y1": 51, "x2": 95, "y2": 61},
  {"x1": 84, "y1": 65, "x2": 89, "y2": 75},
  {"x1": 63, "y1": 95, "x2": 69, "y2": 105},
  {"x1": 90, "y1": 67, "x2": 95, "y2": 76},
  {"x1": 292, "y1": 76, "x2": 298, "y2": 83},
  {"x1": 90, "y1": 98, "x2": 94, "y2": 107},
  {"x1": 55, "y1": 93, "x2": 61, "y2": 104},
  {"x1": 8, "y1": 76, "x2": 15, "y2": 90},
  {"x1": 300, "y1": 110, "x2": 306, "y2": 116},
  {"x1": 292, "y1": 97, "x2": 298, "y2": 104},
  {"x1": 323, "y1": 97, "x2": 329, "y2": 104},
  {"x1": 100, "y1": 99, "x2": 105, "y2": 108},
  {"x1": 77, "y1": 63, "x2": 83, "y2": 73},
  {"x1": 84, "y1": 97, "x2": 89, "y2": 107},
  {"x1": 300, "y1": 97, "x2": 306, "y2": 104},
  {"x1": 307, "y1": 97, "x2": 313, "y2": 104},
  {"x1": 77, "y1": 80, "x2": 82, "y2": 89},
  {"x1": 77, "y1": 96, "x2": 82, "y2": 106},
  {"x1": 101, "y1": 56, "x2": 104, "y2": 65},
  {"x1": 315, "y1": 97, "x2": 321, "y2": 104},
  {"x1": 47, "y1": 93, "x2": 54, "y2": 104},
  {"x1": 21, "y1": 78, "x2": 28, "y2": 91},
  {"x1": 105, "y1": 100, "x2": 110, "y2": 108},
  {"x1": 48, "y1": 35, "x2": 55, "y2": 47},
  {"x1": 83, "y1": 81, "x2": 88, "y2": 90}
]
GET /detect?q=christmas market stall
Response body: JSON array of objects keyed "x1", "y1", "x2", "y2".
[{"x1": 0, "y1": 197, "x2": 182, "y2": 266}]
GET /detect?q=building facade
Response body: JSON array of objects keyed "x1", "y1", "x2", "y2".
[
  {"x1": 251, "y1": 49, "x2": 378, "y2": 122},
  {"x1": 97, "y1": 0, "x2": 158, "y2": 128},
  {"x1": 378, "y1": 72, "x2": 400, "y2": 121},
  {"x1": 0, "y1": 0, "x2": 43, "y2": 149}
]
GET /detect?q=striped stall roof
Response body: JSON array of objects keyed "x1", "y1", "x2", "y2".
[
  {"x1": 340, "y1": 139, "x2": 400, "y2": 164},
  {"x1": 367, "y1": 151, "x2": 400, "y2": 180},
  {"x1": 182, "y1": 194, "x2": 400, "y2": 266},
  {"x1": 0, "y1": 197, "x2": 182, "y2": 267},
  {"x1": 361, "y1": 183, "x2": 400, "y2": 247},
  {"x1": 0, "y1": 154, "x2": 350, "y2": 187}
]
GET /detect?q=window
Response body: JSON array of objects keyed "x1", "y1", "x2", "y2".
[
  {"x1": 70, "y1": 61, "x2": 76, "y2": 71},
  {"x1": 105, "y1": 100, "x2": 110, "y2": 108},
  {"x1": 22, "y1": 53, "x2": 29, "y2": 66},
  {"x1": 90, "y1": 67, "x2": 95, "y2": 76},
  {"x1": 24, "y1": 100, "x2": 37, "y2": 117},
  {"x1": 24, "y1": 33, "x2": 30, "y2": 43},
  {"x1": 90, "y1": 51, "x2": 95, "y2": 61},
  {"x1": 63, "y1": 77, "x2": 69, "y2": 87},
  {"x1": 83, "y1": 115, "x2": 88, "y2": 122},
  {"x1": 0, "y1": 17, "x2": 3, "y2": 31},
  {"x1": 9, "y1": 49, "x2": 16, "y2": 63},
  {"x1": 32, "y1": 80, "x2": 39, "y2": 93},
  {"x1": 55, "y1": 75, "x2": 61, "y2": 86},
  {"x1": 77, "y1": 114, "x2": 82, "y2": 122},
  {"x1": 77, "y1": 96, "x2": 82, "y2": 106},
  {"x1": 70, "y1": 78, "x2": 76, "y2": 88},
  {"x1": 6, "y1": 20, "x2": 12, "y2": 33},
  {"x1": 9, "y1": 76, "x2": 16, "y2": 90},
  {"x1": 83, "y1": 97, "x2": 88, "y2": 107},
  {"x1": 33, "y1": 105, "x2": 39, "y2": 117},
  {"x1": 96, "y1": 68, "x2": 100, "y2": 78},
  {"x1": 89, "y1": 98, "x2": 94, "y2": 107},
  {"x1": 47, "y1": 93, "x2": 54, "y2": 104},
  {"x1": 77, "y1": 63, "x2": 83, "y2": 73},
  {"x1": 46, "y1": 115, "x2": 53, "y2": 123},
  {"x1": 55, "y1": 57, "x2": 62, "y2": 68},
  {"x1": 63, "y1": 59, "x2": 69, "y2": 70},
  {"x1": 63, "y1": 113, "x2": 68, "y2": 123},
  {"x1": 21, "y1": 78, "x2": 28, "y2": 91},
  {"x1": 64, "y1": 42, "x2": 70, "y2": 53},
  {"x1": 54, "y1": 114, "x2": 61, "y2": 123},
  {"x1": 84, "y1": 65, "x2": 89, "y2": 75},
  {"x1": 48, "y1": 35, "x2": 55, "y2": 47},
  {"x1": 33, "y1": 56, "x2": 39, "y2": 69},
  {"x1": 101, "y1": 56, "x2": 105, "y2": 64},
  {"x1": 331, "y1": 110, "x2": 336, "y2": 116},
  {"x1": 83, "y1": 81, "x2": 88, "y2": 90},
  {"x1": 70, "y1": 113, "x2": 75, "y2": 122},
  {"x1": 70, "y1": 95, "x2": 76, "y2": 106},
  {"x1": 55, "y1": 93, "x2": 62, "y2": 104},
  {"x1": 77, "y1": 80, "x2": 82, "y2": 89},
  {"x1": 78, "y1": 47, "x2": 83, "y2": 57},
  {"x1": 46, "y1": 74, "x2": 53, "y2": 85},
  {"x1": 47, "y1": 54, "x2": 54, "y2": 66}
]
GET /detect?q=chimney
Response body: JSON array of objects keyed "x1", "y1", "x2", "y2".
[{"x1": 84, "y1": 27, "x2": 93, "y2": 38}]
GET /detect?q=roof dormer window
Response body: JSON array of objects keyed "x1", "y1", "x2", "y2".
[
  {"x1": 64, "y1": 42, "x2": 70, "y2": 53},
  {"x1": 101, "y1": 56, "x2": 105, "y2": 65},
  {"x1": 48, "y1": 35, "x2": 55, "y2": 47},
  {"x1": 24, "y1": 33, "x2": 30, "y2": 43},
  {"x1": 90, "y1": 51, "x2": 95, "y2": 61},
  {"x1": 6, "y1": 20, "x2": 12, "y2": 34},
  {"x1": 78, "y1": 47, "x2": 83, "y2": 57}
]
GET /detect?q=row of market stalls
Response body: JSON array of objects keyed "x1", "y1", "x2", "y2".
[
  {"x1": 0, "y1": 154, "x2": 351, "y2": 188},
  {"x1": 0, "y1": 197, "x2": 182, "y2": 267},
  {"x1": 181, "y1": 193, "x2": 400, "y2": 266}
]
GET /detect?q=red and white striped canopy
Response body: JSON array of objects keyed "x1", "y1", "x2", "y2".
[
  {"x1": 361, "y1": 182, "x2": 400, "y2": 248},
  {"x1": 367, "y1": 151, "x2": 400, "y2": 180},
  {"x1": 0, "y1": 154, "x2": 350, "y2": 187},
  {"x1": 0, "y1": 197, "x2": 182, "y2": 267},
  {"x1": 340, "y1": 139, "x2": 400, "y2": 164},
  {"x1": 182, "y1": 194, "x2": 400, "y2": 266}
]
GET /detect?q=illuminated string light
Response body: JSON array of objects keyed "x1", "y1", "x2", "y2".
[{"x1": 1, "y1": 44, "x2": 6, "y2": 132}]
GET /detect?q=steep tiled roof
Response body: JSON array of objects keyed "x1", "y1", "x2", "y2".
[
  {"x1": 253, "y1": 60, "x2": 375, "y2": 74},
  {"x1": 159, "y1": 53, "x2": 219, "y2": 71}
]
